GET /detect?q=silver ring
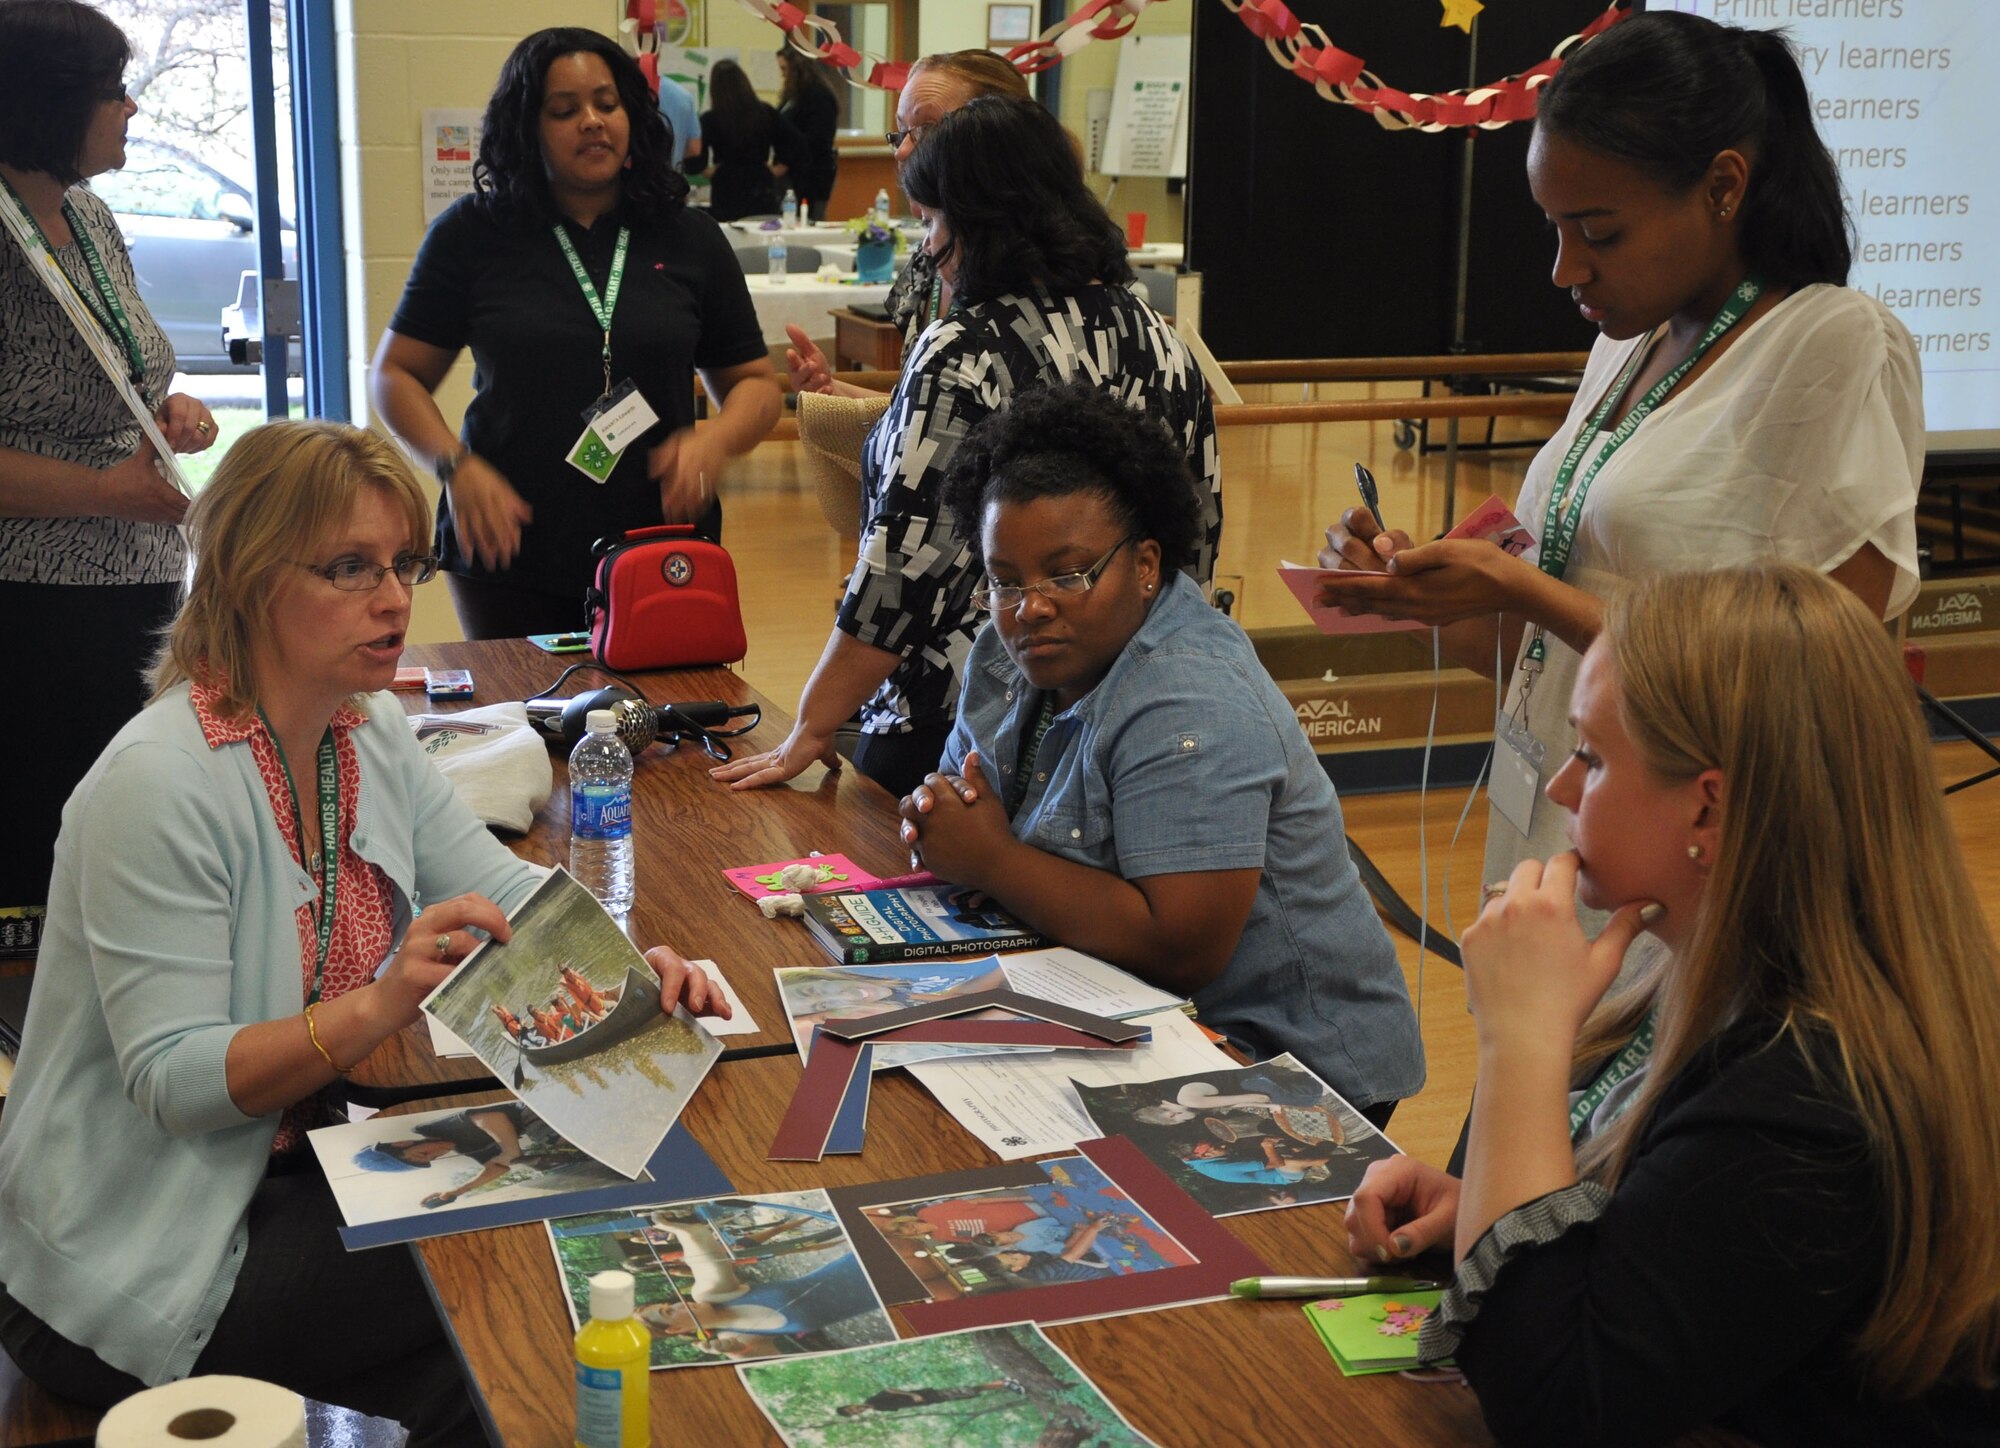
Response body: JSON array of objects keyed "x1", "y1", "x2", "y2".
[
  {"x1": 434, "y1": 933, "x2": 452, "y2": 958},
  {"x1": 1480, "y1": 882, "x2": 1509, "y2": 906}
]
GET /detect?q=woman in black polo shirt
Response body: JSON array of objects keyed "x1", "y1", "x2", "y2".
[{"x1": 371, "y1": 27, "x2": 780, "y2": 639}]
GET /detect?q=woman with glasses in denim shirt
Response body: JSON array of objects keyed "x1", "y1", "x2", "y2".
[
  {"x1": 0, "y1": 422, "x2": 728, "y2": 1444},
  {"x1": 898, "y1": 385, "x2": 1423, "y2": 1123}
]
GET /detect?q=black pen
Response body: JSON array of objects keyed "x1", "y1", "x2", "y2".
[{"x1": 1353, "y1": 462, "x2": 1387, "y2": 533}]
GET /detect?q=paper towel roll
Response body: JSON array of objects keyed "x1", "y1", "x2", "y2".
[{"x1": 98, "y1": 1376, "x2": 306, "y2": 1448}]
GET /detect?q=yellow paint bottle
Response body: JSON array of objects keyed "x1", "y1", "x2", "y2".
[{"x1": 574, "y1": 1269, "x2": 649, "y2": 1448}]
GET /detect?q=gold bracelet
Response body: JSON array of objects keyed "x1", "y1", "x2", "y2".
[{"x1": 304, "y1": 1002, "x2": 354, "y2": 1077}]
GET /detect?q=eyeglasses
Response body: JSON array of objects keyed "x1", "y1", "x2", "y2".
[
  {"x1": 972, "y1": 537, "x2": 1135, "y2": 612},
  {"x1": 291, "y1": 553, "x2": 440, "y2": 591},
  {"x1": 99, "y1": 79, "x2": 128, "y2": 104},
  {"x1": 884, "y1": 124, "x2": 929, "y2": 149}
]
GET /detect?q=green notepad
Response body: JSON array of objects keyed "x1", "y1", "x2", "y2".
[{"x1": 1303, "y1": 1290, "x2": 1449, "y2": 1376}]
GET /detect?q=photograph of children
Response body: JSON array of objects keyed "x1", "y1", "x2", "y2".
[
  {"x1": 738, "y1": 1323, "x2": 1160, "y2": 1448},
  {"x1": 851, "y1": 1156, "x2": 1195, "y2": 1306},
  {"x1": 548, "y1": 1191, "x2": 900, "y2": 1369},
  {"x1": 423, "y1": 869, "x2": 723, "y2": 1176},
  {"x1": 775, "y1": 958, "x2": 1038, "y2": 1071},
  {"x1": 1071, "y1": 1054, "x2": 1399, "y2": 1217}
]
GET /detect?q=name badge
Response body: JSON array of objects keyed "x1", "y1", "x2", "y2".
[
  {"x1": 1489, "y1": 708, "x2": 1546, "y2": 839},
  {"x1": 565, "y1": 380, "x2": 659, "y2": 484}
]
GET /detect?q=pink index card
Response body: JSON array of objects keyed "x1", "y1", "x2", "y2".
[
  {"x1": 1280, "y1": 494, "x2": 1537, "y2": 635},
  {"x1": 724, "y1": 853, "x2": 883, "y2": 899}
]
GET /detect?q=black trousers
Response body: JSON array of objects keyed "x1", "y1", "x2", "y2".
[
  {"x1": 850, "y1": 718, "x2": 957, "y2": 800},
  {"x1": 0, "y1": 579, "x2": 180, "y2": 913},
  {"x1": 0, "y1": 1164, "x2": 485, "y2": 1447}
]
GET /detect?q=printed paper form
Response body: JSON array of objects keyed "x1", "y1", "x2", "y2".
[{"x1": 906, "y1": 1007, "x2": 1235, "y2": 1160}]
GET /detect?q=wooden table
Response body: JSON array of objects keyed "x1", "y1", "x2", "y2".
[
  {"x1": 384, "y1": 639, "x2": 1496, "y2": 1447},
  {"x1": 832, "y1": 306, "x2": 905, "y2": 373}
]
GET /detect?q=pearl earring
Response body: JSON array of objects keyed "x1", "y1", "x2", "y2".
[
  {"x1": 1687, "y1": 844, "x2": 1703, "y2": 860},
  {"x1": 1718, "y1": 206, "x2": 1733, "y2": 219}
]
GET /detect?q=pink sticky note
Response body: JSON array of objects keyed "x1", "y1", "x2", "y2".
[
  {"x1": 1280, "y1": 494, "x2": 1537, "y2": 635},
  {"x1": 723, "y1": 854, "x2": 883, "y2": 899}
]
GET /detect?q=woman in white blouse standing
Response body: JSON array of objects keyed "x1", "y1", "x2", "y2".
[{"x1": 1315, "y1": 10, "x2": 1922, "y2": 887}]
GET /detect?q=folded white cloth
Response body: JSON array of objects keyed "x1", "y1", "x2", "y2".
[{"x1": 408, "y1": 702, "x2": 553, "y2": 835}]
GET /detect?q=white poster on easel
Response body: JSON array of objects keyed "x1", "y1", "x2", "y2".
[
  {"x1": 659, "y1": 47, "x2": 740, "y2": 113},
  {"x1": 1098, "y1": 34, "x2": 1189, "y2": 180}
]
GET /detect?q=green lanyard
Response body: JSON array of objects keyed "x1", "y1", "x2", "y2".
[
  {"x1": 1568, "y1": 1009, "x2": 1656, "y2": 1140},
  {"x1": 1525, "y1": 277, "x2": 1765, "y2": 666},
  {"x1": 553, "y1": 223, "x2": 629, "y2": 401},
  {"x1": 1, "y1": 173, "x2": 153, "y2": 406},
  {"x1": 262, "y1": 712, "x2": 341, "y2": 1007},
  {"x1": 1007, "y1": 694, "x2": 1060, "y2": 816}
]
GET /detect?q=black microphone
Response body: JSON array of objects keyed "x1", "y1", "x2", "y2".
[{"x1": 523, "y1": 687, "x2": 757, "y2": 752}]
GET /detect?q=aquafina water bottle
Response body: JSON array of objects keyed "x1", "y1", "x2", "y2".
[{"x1": 568, "y1": 710, "x2": 634, "y2": 917}]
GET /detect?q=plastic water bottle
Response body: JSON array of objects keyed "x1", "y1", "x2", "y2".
[
  {"x1": 569, "y1": 710, "x2": 634, "y2": 917},
  {"x1": 781, "y1": 188, "x2": 798, "y2": 227},
  {"x1": 573, "y1": 1270, "x2": 648, "y2": 1448},
  {"x1": 767, "y1": 234, "x2": 788, "y2": 284},
  {"x1": 874, "y1": 186, "x2": 891, "y2": 224}
]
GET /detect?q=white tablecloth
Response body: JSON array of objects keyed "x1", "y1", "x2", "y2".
[{"x1": 744, "y1": 273, "x2": 894, "y2": 345}]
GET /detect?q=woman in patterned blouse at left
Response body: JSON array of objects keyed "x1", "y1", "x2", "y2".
[
  {"x1": 0, "y1": 0, "x2": 219, "y2": 936},
  {"x1": 0, "y1": 422, "x2": 727, "y2": 1444}
]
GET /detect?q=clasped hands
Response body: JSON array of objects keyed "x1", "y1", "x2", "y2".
[
  {"x1": 897, "y1": 751, "x2": 1013, "y2": 885},
  {"x1": 1313, "y1": 506, "x2": 1524, "y2": 627}
]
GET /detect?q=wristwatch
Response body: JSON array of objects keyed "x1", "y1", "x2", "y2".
[{"x1": 434, "y1": 446, "x2": 468, "y2": 486}]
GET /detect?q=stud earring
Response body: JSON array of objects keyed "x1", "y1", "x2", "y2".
[
  {"x1": 1687, "y1": 844, "x2": 1704, "y2": 860},
  {"x1": 1718, "y1": 206, "x2": 1733, "y2": 219}
]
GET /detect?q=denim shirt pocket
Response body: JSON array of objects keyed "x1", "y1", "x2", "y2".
[{"x1": 1032, "y1": 800, "x2": 1116, "y2": 862}]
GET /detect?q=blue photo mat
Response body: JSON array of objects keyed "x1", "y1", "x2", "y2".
[{"x1": 338, "y1": 1122, "x2": 732, "y2": 1250}]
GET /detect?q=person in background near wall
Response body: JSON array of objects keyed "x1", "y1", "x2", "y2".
[
  {"x1": 1347, "y1": 564, "x2": 2000, "y2": 1446},
  {"x1": 784, "y1": 49, "x2": 1032, "y2": 398},
  {"x1": 775, "y1": 46, "x2": 840, "y2": 220},
  {"x1": 371, "y1": 27, "x2": 779, "y2": 641},
  {"x1": 0, "y1": 0, "x2": 219, "y2": 936},
  {"x1": 654, "y1": 67, "x2": 702, "y2": 169},
  {"x1": 1313, "y1": 11, "x2": 1923, "y2": 917},
  {"x1": 696, "y1": 58, "x2": 800, "y2": 223},
  {"x1": 714, "y1": 97, "x2": 1221, "y2": 798}
]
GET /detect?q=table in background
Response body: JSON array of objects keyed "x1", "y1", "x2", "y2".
[
  {"x1": 744, "y1": 273, "x2": 893, "y2": 348},
  {"x1": 384, "y1": 639, "x2": 1495, "y2": 1446}
]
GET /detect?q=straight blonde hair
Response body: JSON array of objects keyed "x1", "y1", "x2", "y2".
[
  {"x1": 151, "y1": 421, "x2": 431, "y2": 720},
  {"x1": 1574, "y1": 562, "x2": 2000, "y2": 1396}
]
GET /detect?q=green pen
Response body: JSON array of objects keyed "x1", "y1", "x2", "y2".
[{"x1": 1229, "y1": 1275, "x2": 1441, "y2": 1300}]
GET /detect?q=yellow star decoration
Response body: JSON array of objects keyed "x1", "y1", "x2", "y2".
[{"x1": 1440, "y1": 0, "x2": 1485, "y2": 33}]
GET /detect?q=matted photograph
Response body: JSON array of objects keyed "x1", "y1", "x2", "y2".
[
  {"x1": 308, "y1": 1102, "x2": 732, "y2": 1250},
  {"x1": 1072, "y1": 1054, "x2": 1400, "y2": 1217},
  {"x1": 422, "y1": 869, "x2": 723, "y2": 1176},
  {"x1": 548, "y1": 1190, "x2": 900, "y2": 1370},
  {"x1": 852, "y1": 1155, "x2": 1195, "y2": 1304},
  {"x1": 739, "y1": 1322, "x2": 1160, "y2": 1447},
  {"x1": 827, "y1": 1137, "x2": 1266, "y2": 1336},
  {"x1": 775, "y1": 958, "x2": 1032, "y2": 1071}
]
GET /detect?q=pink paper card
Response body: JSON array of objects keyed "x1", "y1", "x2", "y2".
[
  {"x1": 1280, "y1": 494, "x2": 1536, "y2": 635},
  {"x1": 724, "y1": 854, "x2": 883, "y2": 899}
]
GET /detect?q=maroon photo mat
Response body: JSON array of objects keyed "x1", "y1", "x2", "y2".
[
  {"x1": 767, "y1": 1030, "x2": 865, "y2": 1161},
  {"x1": 829, "y1": 1136, "x2": 1268, "y2": 1335},
  {"x1": 819, "y1": 989, "x2": 1147, "y2": 1044}
]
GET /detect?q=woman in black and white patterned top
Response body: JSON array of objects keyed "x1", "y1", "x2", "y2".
[
  {"x1": 0, "y1": 0, "x2": 218, "y2": 925},
  {"x1": 716, "y1": 96, "x2": 1220, "y2": 798}
]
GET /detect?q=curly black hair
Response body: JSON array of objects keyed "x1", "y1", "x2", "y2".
[
  {"x1": 472, "y1": 27, "x2": 687, "y2": 229},
  {"x1": 943, "y1": 382, "x2": 1201, "y2": 574},
  {"x1": 0, "y1": 0, "x2": 129, "y2": 184},
  {"x1": 900, "y1": 96, "x2": 1132, "y2": 306}
]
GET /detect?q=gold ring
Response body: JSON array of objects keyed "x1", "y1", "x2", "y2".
[
  {"x1": 434, "y1": 933, "x2": 452, "y2": 958},
  {"x1": 196, "y1": 420, "x2": 211, "y2": 433}
]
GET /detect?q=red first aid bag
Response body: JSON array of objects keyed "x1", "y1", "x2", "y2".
[{"x1": 585, "y1": 524, "x2": 747, "y2": 670}]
